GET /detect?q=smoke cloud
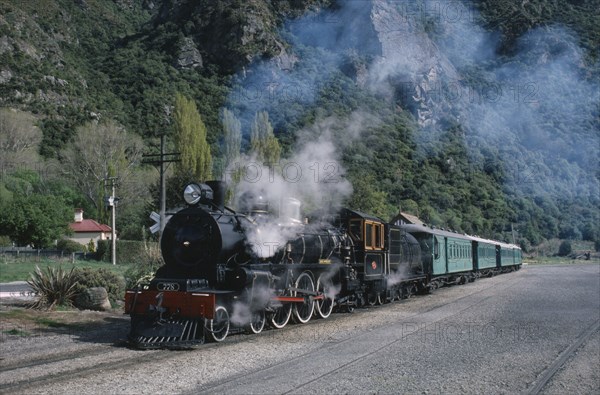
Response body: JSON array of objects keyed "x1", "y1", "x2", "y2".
[
  {"x1": 223, "y1": 0, "x2": 598, "y2": 244},
  {"x1": 226, "y1": 114, "x2": 372, "y2": 258},
  {"x1": 365, "y1": 0, "x2": 599, "y2": 200}
]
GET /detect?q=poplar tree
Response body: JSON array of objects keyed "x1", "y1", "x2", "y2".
[
  {"x1": 222, "y1": 108, "x2": 242, "y2": 169},
  {"x1": 173, "y1": 93, "x2": 212, "y2": 181},
  {"x1": 250, "y1": 111, "x2": 281, "y2": 166},
  {"x1": 221, "y1": 108, "x2": 242, "y2": 203}
]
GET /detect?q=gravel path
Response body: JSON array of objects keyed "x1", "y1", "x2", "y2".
[{"x1": 0, "y1": 263, "x2": 598, "y2": 394}]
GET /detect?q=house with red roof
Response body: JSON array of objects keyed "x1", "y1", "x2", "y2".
[{"x1": 68, "y1": 209, "x2": 112, "y2": 248}]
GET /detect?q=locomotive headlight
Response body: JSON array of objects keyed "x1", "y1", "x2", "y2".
[
  {"x1": 183, "y1": 183, "x2": 202, "y2": 205},
  {"x1": 183, "y1": 182, "x2": 214, "y2": 205}
]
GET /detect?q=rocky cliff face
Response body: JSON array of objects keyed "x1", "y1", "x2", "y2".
[
  {"x1": 368, "y1": 0, "x2": 462, "y2": 128},
  {"x1": 220, "y1": 0, "x2": 468, "y2": 131},
  {"x1": 156, "y1": 0, "x2": 331, "y2": 73}
]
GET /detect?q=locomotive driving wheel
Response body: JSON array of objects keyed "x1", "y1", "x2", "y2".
[
  {"x1": 269, "y1": 297, "x2": 292, "y2": 329},
  {"x1": 247, "y1": 310, "x2": 266, "y2": 334},
  {"x1": 293, "y1": 271, "x2": 315, "y2": 324},
  {"x1": 206, "y1": 305, "x2": 230, "y2": 342},
  {"x1": 367, "y1": 292, "x2": 383, "y2": 306},
  {"x1": 315, "y1": 274, "x2": 334, "y2": 319}
]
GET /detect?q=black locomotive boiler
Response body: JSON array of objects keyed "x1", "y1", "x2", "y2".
[{"x1": 125, "y1": 181, "x2": 427, "y2": 348}]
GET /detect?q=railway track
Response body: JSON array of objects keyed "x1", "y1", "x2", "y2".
[
  {"x1": 0, "y1": 346, "x2": 113, "y2": 374},
  {"x1": 0, "y1": 273, "x2": 515, "y2": 394},
  {"x1": 191, "y1": 273, "x2": 522, "y2": 394},
  {"x1": 1, "y1": 353, "x2": 164, "y2": 394},
  {"x1": 526, "y1": 319, "x2": 600, "y2": 395},
  {"x1": 3, "y1": 265, "x2": 596, "y2": 394}
]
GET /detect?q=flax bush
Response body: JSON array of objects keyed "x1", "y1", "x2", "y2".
[{"x1": 27, "y1": 265, "x2": 78, "y2": 310}]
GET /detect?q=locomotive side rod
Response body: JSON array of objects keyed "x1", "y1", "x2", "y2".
[{"x1": 287, "y1": 287, "x2": 319, "y2": 296}]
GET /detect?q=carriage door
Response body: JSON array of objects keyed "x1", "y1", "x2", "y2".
[
  {"x1": 432, "y1": 235, "x2": 446, "y2": 275},
  {"x1": 364, "y1": 220, "x2": 385, "y2": 279}
]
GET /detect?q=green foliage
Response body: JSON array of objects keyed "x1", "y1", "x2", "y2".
[
  {"x1": 221, "y1": 108, "x2": 243, "y2": 202},
  {"x1": 0, "y1": 0, "x2": 597, "y2": 250},
  {"x1": 150, "y1": 171, "x2": 197, "y2": 210},
  {"x1": 72, "y1": 267, "x2": 126, "y2": 303},
  {"x1": 87, "y1": 239, "x2": 96, "y2": 253},
  {"x1": 475, "y1": 0, "x2": 600, "y2": 61},
  {"x1": 250, "y1": 111, "x2": 281, "y2": 165},
  {"x1": 0, "y1": 194, "x2": 72, "y2": 248},
  {"x1": 347, "y1": 171, "x2": 396, "y2": 220},
  {"x1": 115, "y1": 200, "x2": 148, "y2": 241},
  {"x1": 0, "y1": 235, "x2": 11, "y2": 247},
  {"x1": 27, "y1": 265, "x2": 78, "y2": 310},
  {"x1": 60, "y1": 120, "x2": 145, "y2": 225},
  {"x1": 123, "y1": 242, "x2": 164, "y2": 289},
  {"x1": 96, "y1": 239, "x2": 150, "y2": 265},
  {"x1": 95, "y1": 239, "x2": 108, "y2": 262},
  {"x1": 173, "y1": 93, "x2": 213, "y2": 181},
  {"x1": 0, "y1": 259, "x2": 131, "y2": 283},
  {"x1": 222, "y1": 108, "x2": 242, "y2": 169},
  {"x1": 56, "y1": 239, "x2": 85, "y2": 254},
  {"x1": 558, "y1": 240, "x2": 572, "y2": 257}
]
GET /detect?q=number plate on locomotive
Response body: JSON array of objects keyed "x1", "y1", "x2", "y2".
[{"x1": 156, "y1": 282, "x2": 180, "y2": 291}]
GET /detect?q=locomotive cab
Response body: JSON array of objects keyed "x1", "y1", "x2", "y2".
[{"x1": 341, "y1": 209, "x2": 387, "y2": 280}]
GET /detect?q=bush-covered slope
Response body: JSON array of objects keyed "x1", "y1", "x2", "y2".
[{"x1": 0, "y1": 0, "x2": 597, "y2": 249}]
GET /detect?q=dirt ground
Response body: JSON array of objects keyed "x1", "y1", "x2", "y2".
[{"x1": 0, "y1": 298, "x2": 126, "y2": 342}]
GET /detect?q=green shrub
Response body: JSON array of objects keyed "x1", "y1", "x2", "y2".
[
  {"x1": 27, "y1": 265, "x2": 78, "y2": 310},
  {"x1": 87, "y1": 239, "x2": 96, "y2": 253},
  {"x1": 558, "y1": 241, "x2": 572, "y2": 257},
  {"x1": 0, "y1": 235, "x2": 11, "y2": 247},
  {"x1": 96, "y1": 240, "x2": 147, "y2": 264},
  {"x1": 95, "y1": 239, "x2": 109, "y2": 261},
  {"x1": 72, "y1": 267, "x2": 126, "y2": 302},
  {"x1": 124, "y1": 242, "x2": 163, "y2": 289},
  {"x1": 57, "y1": 239, "x2": 86, "y2": 254}
]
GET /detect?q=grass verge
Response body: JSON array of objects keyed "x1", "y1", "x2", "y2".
[{"x1": 0, "y1": 258, "x2": 131, "y2": 283}]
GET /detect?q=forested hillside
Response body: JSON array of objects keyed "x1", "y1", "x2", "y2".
[{"x1": 0, "y1": 0, "x2": 598, "y2": 251}]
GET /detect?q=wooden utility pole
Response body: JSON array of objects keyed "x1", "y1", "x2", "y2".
[{"x1": 143, "y1": 135, "x2": 179, "y2": 238}]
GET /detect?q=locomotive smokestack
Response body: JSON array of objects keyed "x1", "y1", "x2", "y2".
[{"x1": 206, "y1": 180, "x2": 226, "y2": 211}]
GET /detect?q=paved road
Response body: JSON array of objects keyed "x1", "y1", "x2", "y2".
[
  {"x1": 1, "y1": 264, "x2": 598, "y2": 394},
  {"x1": 0, "y1": 281, "x2": 32, "y2": 299}
]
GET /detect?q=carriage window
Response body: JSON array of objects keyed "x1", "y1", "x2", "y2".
[
  {"x1": 365, "y1": 221, "x2": 384, "y2": 249},
  {"x1": 349, "y1": 219, "x2": 363, "y2": 241},
  {"x1": 365, "y1": 223, "x2": 373, "y2": 248},
  {"x1": 434, "y1": 237, "x2": 440, "y2": 259}
]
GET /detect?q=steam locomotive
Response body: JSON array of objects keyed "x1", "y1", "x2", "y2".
[{"x1": 125, "y1": 181, "x2": 521, "y2": 349}]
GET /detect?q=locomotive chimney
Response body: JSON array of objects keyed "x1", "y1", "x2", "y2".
[{"x1": 206, "y1": 180, "x2": 226, "y2": 211}]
